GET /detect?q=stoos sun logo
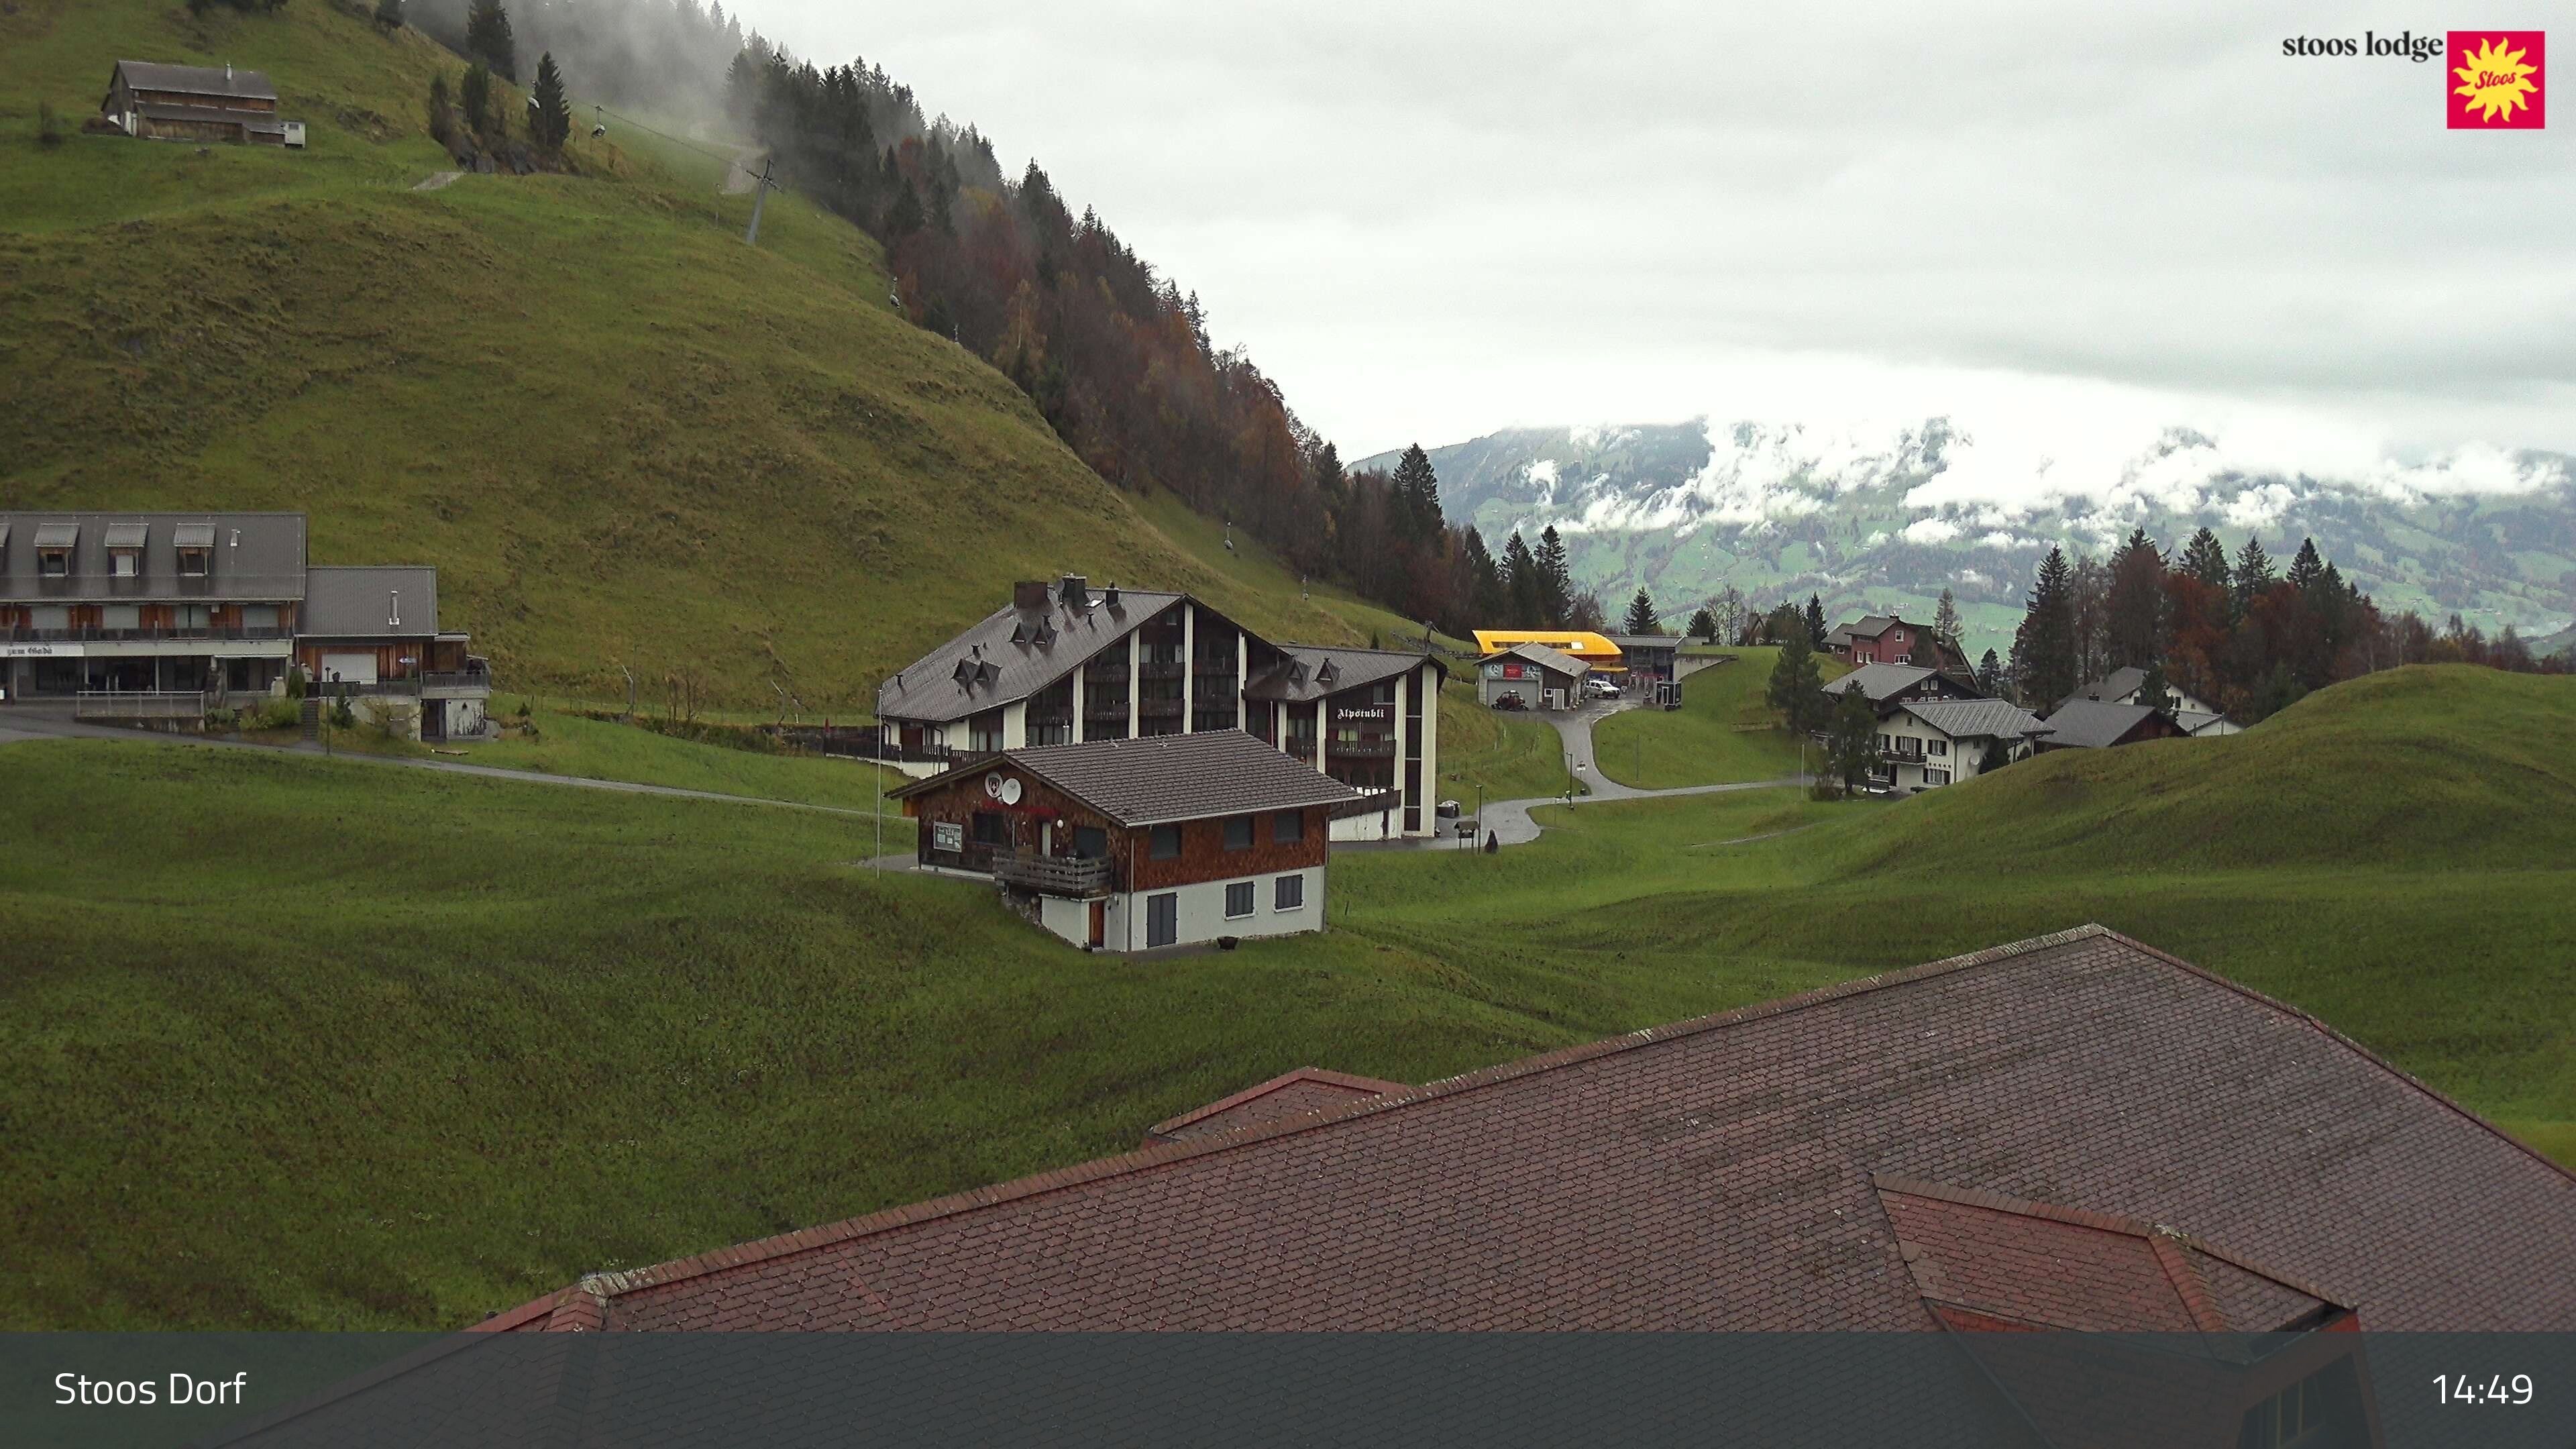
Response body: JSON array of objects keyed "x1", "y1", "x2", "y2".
[{"x1": 2447, "y1": 32, "x2": 2544, "y2": 127}]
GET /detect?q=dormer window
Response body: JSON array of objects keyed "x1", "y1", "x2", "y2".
[
  {"x1": 34, "y1": 521, "x2": 77, "y2": 577},
  {"x1": 174, "y1": 523, "x2": 215, "y2": 577},
  {"x1": 103, "y1": 521, "x2": 147, "y2": 578},
  {"x1": 112, "y1": 551, "x2": 140, "y2": 578}
]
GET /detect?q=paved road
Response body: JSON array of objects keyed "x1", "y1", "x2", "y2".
[
  {"x1": 1350, "y1": 695, "x2": 1807, "y2": 853},
  {"x1": 0, "y1": 712, "x2": 878, "y2": 818}
]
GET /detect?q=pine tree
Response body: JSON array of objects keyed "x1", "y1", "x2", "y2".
[
  {"x1": 2180, "y1": 527, "x2": 2229, "y2": 590},
  {"x1": 529, "y1": 52, "x2": 570, "y2": 151},
  {"x1": 1502, "y1": 531, "x2": 1541, "y2": 628},
  {"x1": 1687, "y1": 606, "x2": 1718, "y2": 642},
  {"x1": 1391, "y1": 445, "x2": 1441, "y2": 542},
  {"x1": 1534, "y1": 527, "x2": 1573, "y2": 627},
  {"x1": 460, "y1": 63, "x2": 492, "y2": 137},
  {"x1": 883, "y1": 181, "x2": 925, "y2": 237},
  {"x1": 1766, "y1": 627, "x2": 1824, "y2": 734},
  {"x1": 2011, "y1": 546, "x2": 2078, "y2": 708},
  {"x1": 426, "y1": 72, "x2": 453, "y2": 145},
  {"x1": 2286, "y1": 537, "x2": 2326, "y2": 593},
  {"x1": 1825, "y1": 684, "x2": 1878, "y2": 792},
  {"x1": 2231, "y1": 537, "x2": 2275, "y2": 620},
  {"x1": 1463, "y1": 529, "x2": 1506, "y2": 623},
  {"x1": 1803, "y1": 594, "x2": 1827, "y2": 649},
  {"x1": 1622, "y1": 590, "x2": 1661, "y2": 635},
  {"x1": 1932, "y1": 588, "x2": 1962, "y2": 649},
  {"x1": 466, "y1": 0, "x2": 517, "y2": 80},
  {"x1": 375, "y1": 0, "x2": 405, "y2": 31},
  {"x1": 1976, "y1": 649, "x2": 2001, "y2": 697},
  {"x1": 2105, "y1": 527, "x2": 2167, "y2": 670}
]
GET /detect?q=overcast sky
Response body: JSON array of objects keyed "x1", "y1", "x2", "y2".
[{"x1": 745, "y1": 1, "x2": 2572, "y2": 489}]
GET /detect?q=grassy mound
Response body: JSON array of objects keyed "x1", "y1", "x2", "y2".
[{"x1": 1589, "y1": 645, "x2": 1849, "y2": 788}]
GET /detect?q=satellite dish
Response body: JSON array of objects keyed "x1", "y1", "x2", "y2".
[
  {"x1": 984, "y1": 772, "x2": 1004, "y2": 799},
  {"x1": 1000, "y1": 778, "x2": 1023, "y2": 806}
]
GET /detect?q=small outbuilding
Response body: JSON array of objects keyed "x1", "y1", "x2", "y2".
[
  {"x1": 1474, "y1": 641, "x2": 1589, "y2": 710},
  {"x1": 890, "y1": 729, "x2": 1366, "y2": 952},
  {"x1": 2032, "y1": 698, "x2": 2189, "y2": 753}
]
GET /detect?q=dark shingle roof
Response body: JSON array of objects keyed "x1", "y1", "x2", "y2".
[
  {"x1": 1244, "y1": 645, "x2": 1441, "y2": 703},
  {"x1": 2059, "y1": 665, "x2": 2150, "y2": 712},
  {"x1": 302, "y1": 566, "x2": 438, "y2": 637},
  {"x1": 895, "y1": 729, "x2": 1365, "y2": 827},
  {"x1": 2038, "y1": 698, "x2": 2169, "y2": 749},
  {"x1": 878, "y1": 589, "x2": 1189, "y2": 726},
  {"x1": 115, "y1": 60, "x2": 278, "y2": 102},
  {"x1": 1897, "y1": 698, "x2": 2050, "y2": 741},
  {"x1": 1821, "y1": 662, "x2": 1939, "y2": 702},
  {"x1": 0, "y1": 512, "x2": 306, "y2": 602},
  {"x1": 490, "y1": 926, "x2": 2576, "y2": 1332}
]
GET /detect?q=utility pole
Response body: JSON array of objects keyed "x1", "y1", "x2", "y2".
[
  {"x1": 743, "y1": 156, "x2": 778, "y2": 247},
  {"x1": 873, "y1": 678, "x2": 885, "y2": 875}
]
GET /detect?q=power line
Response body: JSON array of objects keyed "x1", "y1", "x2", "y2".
[{"x1": 586, "y1": 101, "x2": 765, "y2": 182}]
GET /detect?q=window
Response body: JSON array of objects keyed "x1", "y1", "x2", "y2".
[
  {"x1": 1146, "y1": 892, "x2": 1178, "y2": 947},
  {"x1": 1927, "y1": 739, "x2": 1948, "y2": 756},
  {"x1": 1274, "y1": 873, "x2": 1304, "y2": 911},
  {"x1": 1273, "y1": 810, "x2": 1304, "y2": 844},
  {"x1": 111, "y1": 551, "x2": 140, "y2": 578},
  {"x1": 174, "y1": 604, "x2": 209, "y2": 631},
  {"x1": 242, "y1": 604, "x2": 279, "y2": 630},
  {"x1": 1876, "y1": 734, "x2": 1890, "y2": 752},
  {"x1": 1073, "y1": 826, "x2": 1108, "y2": 859},
  {"x1": 971, "y1": 811, "x2": 1009, "y2": 847},
  {"x1": 1149, "y1": 824, "x2": 1181, "y2": 860},
  {"x1": 1224, "y1": 881, "x2": 1254, "y2": 918},
  {"x1": 38, "y1": 549, "x2": 69, "y2": 578},
  {"x1": 1223, "y1": 816, "x2": 1254, "y2": 851},
  {"x1": 102, "y1": 605, "x2": 140, "y2": 631},
  {"x1": 178, "y1": 547, "x2": 210, "y2": 578},
  {"x1": 32, "y1": 606, "x2": 68, "y2": 631},
  {"x1": 1924, "y1": 768, "x2": 1951, "y2": 786},
  {"x1": 2240, "y1": 1363, "x2": 2340, "y2": 1449}
]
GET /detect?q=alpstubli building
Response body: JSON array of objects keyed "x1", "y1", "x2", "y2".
[{"x1": 877, "y1": 576, "x2": 1446, "y2": 841}]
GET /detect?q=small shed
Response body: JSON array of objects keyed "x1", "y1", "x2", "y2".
[{"x1": 1475, "y1": 641, "x2": 1589, "y2": 710}]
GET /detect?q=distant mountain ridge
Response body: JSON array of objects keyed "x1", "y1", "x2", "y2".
[{"x1": 1362, "y1": 421, "x2": 2576, "y2": 656}]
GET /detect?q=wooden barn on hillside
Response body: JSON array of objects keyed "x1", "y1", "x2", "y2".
[{"x1": 99, "y1": 60, "x2": 303, "y2": 147}]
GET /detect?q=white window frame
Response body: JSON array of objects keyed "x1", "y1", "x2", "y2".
[
  {"x1": 1224, "y1": 880, "x2": 1256, "y2": 919},
  {"x1": 1273, "y1": 873, "x2": 1304, "y2": 911},
  {"x1": 111, "y1": 551, "x2": 141, "y2": 578}
]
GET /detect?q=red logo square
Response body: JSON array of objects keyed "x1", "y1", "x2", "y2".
[{"x1": 2448, "y1": 32, "x2": 2544, "y2": 128}]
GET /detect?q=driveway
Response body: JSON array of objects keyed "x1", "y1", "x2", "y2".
[{"x1": 1346, "y1": 694, "x2": 1807, "y2": 853}]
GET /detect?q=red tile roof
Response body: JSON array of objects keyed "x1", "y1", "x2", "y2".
[
  {"x1": 1145, "y1": 1067, "x2": 1406, "y2": 1144},
  {"x1": 485, "y1": 926, "x2": 2576, "y2": 1333}
]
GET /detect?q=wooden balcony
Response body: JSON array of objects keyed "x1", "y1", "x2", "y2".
[{"x1": 994, "y1": 851, "x2": 1117, "y2": 899}]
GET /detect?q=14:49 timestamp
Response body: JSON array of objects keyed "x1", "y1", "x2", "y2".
[{"x1": 2434, "y1": 1374, "x2": 2534, "y2": 1405}]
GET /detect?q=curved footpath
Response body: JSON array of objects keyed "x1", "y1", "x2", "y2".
[{"x1": 1349, "y1": 696, "x2": 1808, "y2": 852}]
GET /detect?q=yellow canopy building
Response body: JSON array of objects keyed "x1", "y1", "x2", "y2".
[{"x1": 1470, "y1": 629, "x2": 1625, "y2": 671}]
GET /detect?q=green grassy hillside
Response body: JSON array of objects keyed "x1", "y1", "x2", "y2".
[
  {"x1": 1589, "y1": 645, "x2": 1849, "y2": 788},
  {"x1": 0, "y1": 0, "x2": 1421, "y2": 708},
  {"x1": 3, "y1": 665, "x2": 2565, "y2": 1329}
]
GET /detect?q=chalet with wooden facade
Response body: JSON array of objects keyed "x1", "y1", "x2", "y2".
[
  {"x1": 890, "y1": 731, "x2": 1365, "y2": 951},
  {"x1": 1825, "y1": 614, "x2": 1970, "y2": 674},
  {"x1": 1819, "y1": 661, "x2": 1984, "y2": 711},
  {"x1": 99, "y1": 60, "x2": 303, "y2": 148},
  {"x1": 877, "y1": 577, "x2": 1446, "y2": 839},
  {"x1": 0, "y1": 512, "x2": 488, "y2": 736},
  {"x1": 300, "y1": 566, "x2": 492, "y2": 741},
  {"x1": 1869, "y1": 698, "x2": 2053, "y2": 792}
]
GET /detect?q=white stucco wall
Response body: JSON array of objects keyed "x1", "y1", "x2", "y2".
[{"x1": 1111, "y1": 868, "x2": 1325, "y2": 950}]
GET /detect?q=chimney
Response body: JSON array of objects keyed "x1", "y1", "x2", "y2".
[
  {"x1": 1059, "y1": 574, "x2": 1089, "y2": 609},
  {"x1": 1103, "y1": 583, "x2": 1121, "y2": 608},
  {"x1": 1013, "y1": 580, "x2": 1049, "y2": 611},
  {"x1": 388, "y1": 589, "x2": 400, "y2": 628},
  {"x1": 225, "y1": 62, "x2": 233, "y2": 83}
]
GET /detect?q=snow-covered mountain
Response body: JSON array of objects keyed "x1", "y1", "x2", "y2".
[{"x1": 1362, "y1": 420, "x2": 2576, "y2": 657}]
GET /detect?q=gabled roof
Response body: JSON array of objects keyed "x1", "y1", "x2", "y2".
[
  {"x1": 2039, "y1": 698, "x2": 2174, "y2": 749},
  {"x1": 1475, "y1": 641, "x2": 1589, "y2": 678},
  {"x1": 1821, "y1": 661, "x2": 1944, "y2": 703},
  {"x1": 486, "y1": 926, "x2": 2576, "y2": 1333},
  {"x1": 1896, "y1": 698, "x2": 2050, "y2": 742},
  {"x1": 114, "y1": 60, "x2": 280, "y2": 102},
  {"x1": 2059, "y1": 665, "x2": 2151, "y2": 712},
  {"x1": 1244, "y1": 645, "x2": 1442, "y2": 703},
  {"x1": 1829, "y1": 614, "x2": 1901, "y2": 646},
  {"x1": 303, "y1": 566, "x2": 439, "y2": 637},
  {"x1": 889, "y1": 729, "x2": 1365, "y2": 827},
  {"x1": 878, "y1": 588, "x2": 1193, "y2": 726},
  {"x1": 0, "y1": 511, "x2": 307, "y2": 602},
  {"x1": 1146, "y1": 1068, "x2": 1405, "y2": 1144}
]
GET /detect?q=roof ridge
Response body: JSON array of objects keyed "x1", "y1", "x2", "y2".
[
  {"x1": 2089, "y1": 926, "x2": 2576, "y2": 1192},
  {"x1": 537, "y1": 926, "x2": 2123, "y2": 1315},
  {"x1": 1145, "y1": 1066, "x2": 1407, "y2": 1141}
]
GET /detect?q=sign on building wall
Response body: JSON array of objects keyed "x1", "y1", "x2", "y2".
[
  {"x1": 2, "y1": 643, "x2": 81, "y2": 658},
  {"x1": 932, "y1": 821, "x2": 965, "y2": 853},
  {"x1": 1335, "y1": 705, "x2": 1391, "y2": 722}
]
